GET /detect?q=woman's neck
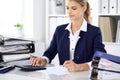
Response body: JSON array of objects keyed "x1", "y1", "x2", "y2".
[{"x1": 71, "y1": 18, "x2": 83, "y2": 34}]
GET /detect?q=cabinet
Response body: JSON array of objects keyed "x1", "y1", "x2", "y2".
[{"x1": 98, "y1": 0, "x2": 120, "y2": 43}]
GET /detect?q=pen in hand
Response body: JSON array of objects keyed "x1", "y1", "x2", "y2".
[{"x1": 30, "y1": 55, "x2": 37, "y2": 58}]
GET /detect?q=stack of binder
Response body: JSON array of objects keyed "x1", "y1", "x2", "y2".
[
  {"x1": 0, "y1": 36, "x2": 35, "y2": 55},
  {"x1": 90, "y1": 51, "x2": 120, "y2": 80}
]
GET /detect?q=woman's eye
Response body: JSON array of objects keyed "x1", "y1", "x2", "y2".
[
  {"x1": 72, "y1": 7, "x2": 77, "y2": 10},
  {"x1": 66, "y1": 7, "x2": 69, "y2": 10}
]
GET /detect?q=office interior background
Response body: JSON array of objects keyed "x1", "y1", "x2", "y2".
[{"x1": 0, "y1": 0, "x2": 120, "y2": 64}]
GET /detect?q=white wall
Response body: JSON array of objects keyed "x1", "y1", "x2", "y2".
[
  {"x1": 33, "y1": 0, "x2": 46, "y2": 55},
  {"x1": 104, "y1": 43, "x2": 120, "y2": 56}
]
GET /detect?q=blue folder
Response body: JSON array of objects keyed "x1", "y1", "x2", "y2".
[{"x1": 91, "y1": 51, "x2": 120, "y2": 73}]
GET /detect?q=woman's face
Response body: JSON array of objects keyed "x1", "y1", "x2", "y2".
[{"x1": 66, "y1": 0, "x2": 86, "y2": 21}]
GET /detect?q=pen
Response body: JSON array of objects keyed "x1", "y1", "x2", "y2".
[{"x1": 30, "y1": 55, "x2": 37, "y2": 58}]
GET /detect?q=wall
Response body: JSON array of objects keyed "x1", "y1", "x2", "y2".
[
  {"x1": 33, "y1": 0, "x2": 46, "y2": 56},
  {"x1": 33, "y1": 0, "x2": 45, "y2": 42}
]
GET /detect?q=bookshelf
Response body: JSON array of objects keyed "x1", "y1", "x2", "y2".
[
  {"x1": 98, "y1": 0, "x2": 120, "y2": 56},
  {"x1": 98, "y1": 0, "x2": 120, "y2": 43}
]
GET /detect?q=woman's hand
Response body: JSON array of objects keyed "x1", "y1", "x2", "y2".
[
  {"x1": 63, "y1": 60, "x2": 90, "y2": 72},
  {"x1": 30, "y1": 56, "x2": 47, "y2": 67}
]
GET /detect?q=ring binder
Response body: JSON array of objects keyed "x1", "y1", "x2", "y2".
[
  {"x1": 90, "y1": 51, "x2": 120, "y2": 80},
  {"x1": 0, "y1": 36, "x2": 35, "y2": 55}
]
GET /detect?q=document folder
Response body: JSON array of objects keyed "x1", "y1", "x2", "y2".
[
  {"x1": 0, "y1": 37, "x2": 35, "y2": 55},
  {"x1": 100, "y1": 0, "x2": 109, "y2": 14},
  {"x1": 109, "y1": 0, "x2": 117, "y2": 14},
  {"x1": 118, "y1": 0, "x2": 120, "y2": 14},
  {"x1": 90, "y1": 51, "x2": 120, "y2": 80}
]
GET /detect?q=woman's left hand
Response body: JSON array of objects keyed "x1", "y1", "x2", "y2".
[
  {"x1": 63, "y1": 60, "x2": 90, "y2": 72},
  {"x1": 63, "y1": 60, "x2": 79, "y2": 72}
]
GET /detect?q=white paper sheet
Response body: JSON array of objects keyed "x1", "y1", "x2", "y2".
[{"x1": 38, "y1": 66, "x2": 70, "y2": 75}]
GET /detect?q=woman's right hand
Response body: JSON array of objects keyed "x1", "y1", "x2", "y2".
[{"x1": 30, "y1": 56, "x2": 47, "y2": 67}]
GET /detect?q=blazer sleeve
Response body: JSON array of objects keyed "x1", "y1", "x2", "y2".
[
  {"x1": 93, "y1": 27, "x2": 106, "y2": 53},
  {"x1": 43, "y1": 27, "x2": 58, "y2": 63}
]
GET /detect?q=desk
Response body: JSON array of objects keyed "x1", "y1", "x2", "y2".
[
  {"x1": 1, "y1": 60, "x2": 119, "y2": 80},
  {"x1": 0, "y1": 68, "x2": 91, "y2": 80},
  {"x1": 0, "y1": 60, "x2": 91, "y2": 80}
]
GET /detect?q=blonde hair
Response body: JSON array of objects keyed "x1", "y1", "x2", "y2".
[{"x1": 70, "y1": 0, "x2": 91, "y2": 24}]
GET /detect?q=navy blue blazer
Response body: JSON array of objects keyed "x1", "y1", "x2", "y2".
[{"x1": 43, "y1": 24, "x2": 106, "y2": 65}]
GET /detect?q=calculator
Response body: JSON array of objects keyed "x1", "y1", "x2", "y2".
[{"x1": 15, "y1": 65, "x2": 46, "y2": 71}]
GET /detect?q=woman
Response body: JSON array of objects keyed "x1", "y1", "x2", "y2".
[{"x1": 30, "y1": 0, "x2": 106, "y2": 72}]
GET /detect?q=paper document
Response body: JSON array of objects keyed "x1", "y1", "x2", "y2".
[{"x1": 39, "y1": 66, "x2": 70, "y2": 75}]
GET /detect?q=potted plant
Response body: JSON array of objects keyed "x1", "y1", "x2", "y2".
[
  {"x1": 14, "y1": 23, "x2": 23, "y2": 28},
  {"x1": 14, "y1": 23, "x2": 23, "y2": 37}
]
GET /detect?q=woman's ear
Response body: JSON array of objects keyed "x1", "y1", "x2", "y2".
[{"x1": 83, "y1": 3, "x2": 87, "y2": 12}]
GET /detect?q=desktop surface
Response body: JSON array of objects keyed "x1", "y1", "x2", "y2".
[
  {"x1": 0, "y1": 67, "x2": 90, "y2": 80},
  {"x1": 0, "y1": 60, "x2": 120, "y2": 80},
  {"x1": 0, "y1": 60, "x2": 91, "y2": 80}
]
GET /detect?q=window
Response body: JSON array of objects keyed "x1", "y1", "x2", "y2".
[{"x1": 0, "y1": 0, "x2": 33, "y2": 38}]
